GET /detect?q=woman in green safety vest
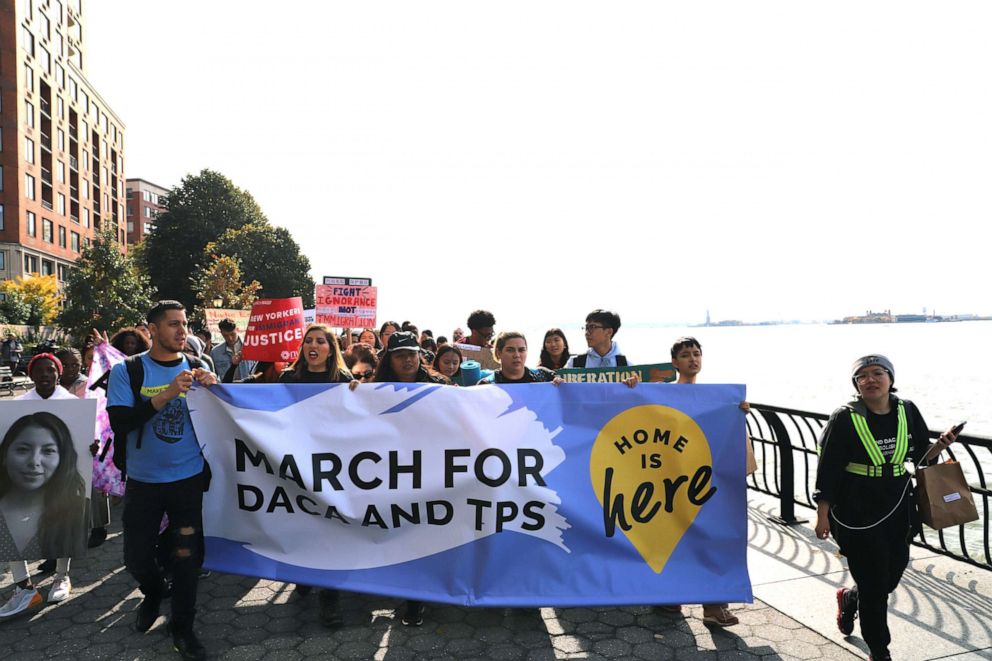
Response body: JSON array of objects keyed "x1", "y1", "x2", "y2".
[{"x1": 813, "y1": 355, "x2": 960, "y2": 661}]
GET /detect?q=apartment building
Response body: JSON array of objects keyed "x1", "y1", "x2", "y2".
[
  {"x1": 0, "y1": 0, "x2": 126, "y2": 286},
  {"x1": 125, "y1": 177, "x2": 166, "y2": 244}
]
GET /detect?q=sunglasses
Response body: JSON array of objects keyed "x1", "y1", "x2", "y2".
[{"x1": 352, "y1": 370, "x2": 374, "y2": 380}]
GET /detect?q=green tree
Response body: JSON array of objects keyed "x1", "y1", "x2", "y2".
[
  {"x1": 207, "y1": 224, "x2": 316, "y2": 307},
  {"x1": 0, "y1": 274, "x2": 62, "y2": 326},
  {"x1": 141, "y1": 169, "x2": 267, "y2": 310},
  {"x1": 192, "y1": 254, "x2": 261, "y2": 317},
  {"x1": 0, "y1": 288, "x2": 31, "y2": 324},
  {"x1": 58, "y1": 229, "x2": 153, "y2": 340}
]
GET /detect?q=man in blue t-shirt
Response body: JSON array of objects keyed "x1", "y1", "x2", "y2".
[{"x1": 107, "y1": 301, "x2": 217, "y2": 661}]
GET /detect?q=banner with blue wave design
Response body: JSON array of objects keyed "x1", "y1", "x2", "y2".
[{"x1": 188, "y1": 381, "x2": 751, "y2": 606}]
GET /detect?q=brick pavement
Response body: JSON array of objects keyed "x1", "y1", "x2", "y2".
[{"x1": 0, "y1": 513, "x2": 860, "y2": 661}]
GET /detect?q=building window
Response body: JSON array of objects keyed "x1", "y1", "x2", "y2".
[
  {"x1": 25, "y1": 174, "x2": 36, "y2": 200},
  {"x1": 82, "y1": 179, "x2": 88, "y2": 198},
  {"x1": 24, "y1": 254, "x2": 39, "y2": 274},
  {"x1": 25, "y1": 100, "x2": 35, "y2": 128},
  {"x1": 24, "y1": 137, "x2": 35, "y2": 164},
  {"x1": 57, "y1": 193, "x2": 65, "y2": 215},
  {"x1": 43, "y1": 218, "x2": 53, "y2": 242},
  {"x1": 57, "y1": 160, "x2": 65, "y2": 182},
  {"x1": 57, "y1": 96, "x2": 64, "y2": 118},
  {"x1": 26, "y1": 210, "x2": 37, "y2": 236},
  {"x1": 56, "y1": 64, "x2": 64, "y2": 88},
  {"x1": 0, "y1": 251, "x2": 5, "y2": 271},
  {"x1": 0, "y1": 166, "x2": 3, "y2": 192},
  {"x1": 82, "y1": 208, "x2": 89, "y2": 228},
  {"x1": 38, "y1": 46, "x2": 50, "y2": 74},
  {"x1": 57, "y1": 128, "x2": 64, "y2": 151},
  {"x1": 0, "y1": 204, "x2": 4, "y2": 230},
  {"x1": 21, "y1": 0, "x2": 32, "y2": 21},
  {"x1": 58, "y1": 225, "x2": 66, "y2": 248},
  {"x1": 37, "y1": 12, "x2": 50, "y2": 40},
  {"x1": 42, "y1": 260, "x2": 54, "y2": 276},
  {"x1": 24, "y1": 64, "x2": 34, "y2": 93},
  {"x1": 144, "y1": 206, "x2": 152, "y2": 218},
  {"x1": 58, "y1": 264, "x2": 68, "y2": 282},
  {"x1": 68, "y1": 76, "x2": 77, "y2": 101},
  {"x1": 71, "y1": 231, "x2": 79, "y2": 252},
  {"x1": 21, "y1": 26, "x2": 34, "y2": 56}
]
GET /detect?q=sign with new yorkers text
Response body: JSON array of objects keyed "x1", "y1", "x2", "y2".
[{"x1": 188, "y1": 382, "x2": 750, "y2": 606}]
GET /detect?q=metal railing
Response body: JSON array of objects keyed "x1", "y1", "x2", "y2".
[{"x1": 747, "y1": 403, "x2": 991, "y2": 571}]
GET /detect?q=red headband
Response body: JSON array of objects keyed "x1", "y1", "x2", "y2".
[{"x1": 27, "y1": 352, "x2": 63, "y2": 376}]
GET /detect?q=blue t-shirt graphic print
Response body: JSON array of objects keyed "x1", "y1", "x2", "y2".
[{"x1": 107, "y1": 353, "x2": 204, "y2": 483}]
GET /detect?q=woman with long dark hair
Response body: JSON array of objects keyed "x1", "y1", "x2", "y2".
[
  {"x1": 277, "y1": 325, "x2": 352, "y2": 628},
  {"x1": 538, "y1": 328, "x2": 571, "y2": 370},
  {"x1": 280, "y1": 325, "x2": 352, "y2": 384},
  {"x1": 0, "y1": 410, "x2": 88, "y2": 617},
  {"x1": 432, "y1": 344, "x2": 464, "y2": 384},
  {"x1": 374, "y1": 331, "x2": 447, "y2": 626}
]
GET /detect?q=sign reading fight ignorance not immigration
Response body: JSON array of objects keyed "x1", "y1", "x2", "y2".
[
  {"x1": 188, "y1": 382, "x2": 751, "y2": 606},
  {"x1": 314, "y1": 284, "x2": 378, "y2": 328},
  {"x1": 241, "y1": 298, "x2": 306, "y2": 363}
]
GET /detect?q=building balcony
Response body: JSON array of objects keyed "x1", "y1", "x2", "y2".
[
  {"x1": 40, "y1": 99, "x2": 52, "y2": 118},
  {"x1": 41, "y1": 200, "x2": 54, "y2": 211},
  {"x1": 41, "y1": 168, "x2": 53, "y2": 185},
  {"x1": 69, "y1": 156, "x2": 78, "y2": 170}
]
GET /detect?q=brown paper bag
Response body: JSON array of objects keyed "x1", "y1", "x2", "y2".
[
  {"x1": 745, "y1": 435, "x2": 757, "y2": 475},
  {"x1": 915, "y1": 461, "x2": 979, "y2": 529}
]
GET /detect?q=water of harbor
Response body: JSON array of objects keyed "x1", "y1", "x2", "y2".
[{"x1": 518, "y1": 319, "x2": 992, "y2": 435}]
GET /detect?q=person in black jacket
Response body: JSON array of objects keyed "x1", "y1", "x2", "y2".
[
  {"x1": 373, "y1": 331, "x2": 447, "y2": 627},
  {"x1": 814, "y1": 355, "x2": 960, "y2": 661},
  {"x1": 277, "y1": 324, "x2": 353, "y2": 627}
]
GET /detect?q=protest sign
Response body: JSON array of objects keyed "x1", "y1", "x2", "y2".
[
  {"x1": 242, "y1": 298, "x2": 306, "y2": 362},
  {"x1": 190, "y1": 382, "x2": 750, "y2": 606},
  {"x1": 314, "y1": 285, "x2": 377, "y2": 328},
  {"x1": 454, "y1": 342, "x2": 500, "y2": 370},
  {"x1": 557, "y1": 362, "x2": 677, "y2": 384},
  {"x1": 205, "y1": 308, "x2": 251, "y2": 345},
  {"x1": 0, "y1": 398, "x2": 98, "y2": 560}
]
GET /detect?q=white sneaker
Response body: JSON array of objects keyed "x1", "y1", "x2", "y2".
[
  {"x1": 0, "y1": 586, "x2": 43, "y2": 617},
  {"x1": 48, "y1": 575, "x2": 71, "y2": 603}
]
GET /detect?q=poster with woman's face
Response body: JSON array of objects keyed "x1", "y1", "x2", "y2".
[{"x1": 0, "y1": 399, "x2": 97, "y2": 561}]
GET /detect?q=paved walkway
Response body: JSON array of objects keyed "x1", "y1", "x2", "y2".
[{"x1": 0, "y1": 493, "x2": 987, "y2": 660}]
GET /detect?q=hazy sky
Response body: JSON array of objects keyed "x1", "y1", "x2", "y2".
[{"x1": 83, "y1": 1, "x2": 992, "y2": 332}]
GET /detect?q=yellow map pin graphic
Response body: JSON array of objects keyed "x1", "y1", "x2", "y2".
[{"x1": 590, "y1": 405, "x2": 715, "y2": 573}]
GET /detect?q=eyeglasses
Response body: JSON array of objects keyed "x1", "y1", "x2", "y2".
[
  {"x1": 582, "y1": 324, "x2": 606, "y2": 332},
  {"x1": 855, "y1": 369, "x2": 889, "y2": 384},
  {"x1": 353, "y1": 370, "x2": 374, "y2": 380}
]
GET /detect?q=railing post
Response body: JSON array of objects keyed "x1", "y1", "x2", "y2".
[{"x1": 759, "y1": 409, "x2": 808, "y2": 526}]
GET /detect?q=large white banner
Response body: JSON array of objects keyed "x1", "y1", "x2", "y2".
[{"x1": 189, "y1": 381, "x2": 751, "y2": 607}]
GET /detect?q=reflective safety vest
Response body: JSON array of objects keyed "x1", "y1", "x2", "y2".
[{"x1": 844, "y1": 400, "x2": 909, "y2": 477}]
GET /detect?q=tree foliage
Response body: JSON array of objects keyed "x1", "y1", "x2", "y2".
[
  {"x1": 0, "y1": 274, "x2": 62, "y2": 326},
  {"x1": 192, "y1": 254, "x2": 261, "y2": 317},
  {"x1": 57, "y1": 229, "x2": 153, "y2": 340},
  {"x1": 0, "y1": 287, "x2": 31, "y2": 324},
  {"x1": 206, "y1": 224, "x2": 316, "y2": 307},
  {"x1": 141, "y1": 169, "x2": 268, "y2": 310}
]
